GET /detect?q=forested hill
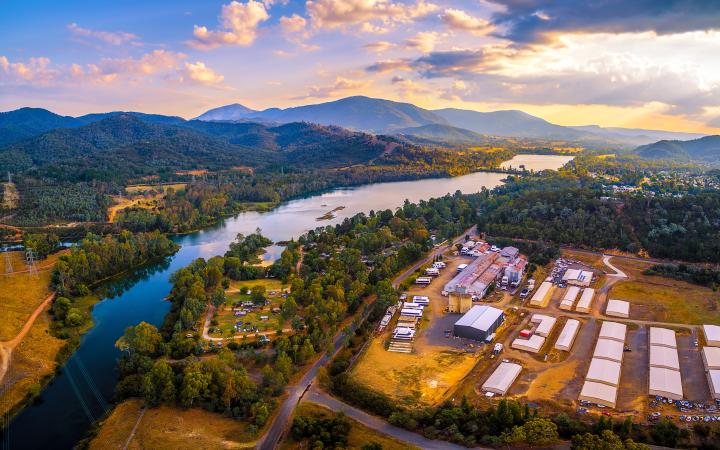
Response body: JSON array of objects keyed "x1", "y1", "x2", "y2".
[
  {"x1": 0, "y1": 113, "x2": 412, "y2": 182},
  {"x1": 635, "y1": 135, "x2": 720, "y2": 162},
  {"x1": 0, "y1": 107, "x2": 81, "y2": 147}
]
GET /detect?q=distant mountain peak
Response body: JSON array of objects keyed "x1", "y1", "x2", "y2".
[{"x1": 194, "y1": 103, "x2": 258, "y2": 121}]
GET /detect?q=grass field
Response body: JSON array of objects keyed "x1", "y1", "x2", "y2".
[
  {"x1": 280, "y1": 402, "x2": 418, "y2": 450},
  {"x1": 125, "y1": 183, "x2": 188, "y2": 194},
  {"x1": 0, "y1": 251, "x2": 61, "y2": 341},
  {"x1": 0, "y1": 309, "x2": 65, "y2": 419},
  {"x1": 349, "y1": 337, "x2": 477, "y2": 406},
  {"x1": 560, "y1": 249, "x2": 606, "y2": 271},
  {"x1": 89, "y1": 399, "x2": 257, "y2": 450}
]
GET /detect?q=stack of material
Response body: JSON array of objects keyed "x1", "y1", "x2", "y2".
[
  {"x1": 555, "y1": 319, "x2": 581, "y2": 351},
  {"x1": 481, "y1": 362, "x2": 522, "y2": 396},
  {"x1": 529, "y1": 281, "x2": 554, "y2": 307},
  {"x1": 575, "y1": 288, "x2": 595, "y2": 313},
  {"x1": 648, "y1": 327, "x2": 683, "y2": 400},
  {"x1": 559, "y1": 286, "x2": 581, "y2": 310}
]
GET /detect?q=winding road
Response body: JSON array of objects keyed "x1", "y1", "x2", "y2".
[{"x1": 255, "y1": 226, "x2": 477, "y2": 450}]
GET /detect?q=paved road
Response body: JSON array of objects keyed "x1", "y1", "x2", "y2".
[
  {"x1": 304, "y1": 386, "x2": 484, "y2": 450},
  {"x1": 256, "y1": 225, "x2": 476, "y2": 450}
]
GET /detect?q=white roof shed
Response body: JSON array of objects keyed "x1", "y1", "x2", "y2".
[
  {"x1": 606, "y1": 299, "x2": 630, "y2": 318},
  {"x1": 649, "y1": 345, "x2": 680, "y2": 371},
  {"x1": 649, "y1": 327, "x2": 677, "y2": 349},
  {"x1": 702, "y1": 347, "x2": 720, "y2": 371},
  {"x1": 482, "y1": 362, "x2": 522, "y2": 395},
  {"x1": 593, "y1": 338, "x2": 625, "y2": 363},
  {"x1": 555, "y1": 319, "x2": 581, "y2": 352},
  {"x1": 704, "y1": 325, "x2": 720, "y2": 347},
  {"x1": 560, "y1": 286, "x2": 581, "y2": 310},
  {"x1": 579, "y1": 381, "x2": 618, "y2": 408},
  {"x1": 586, "y1": 358, "x2": 621, "y2": 386},
  {"x1": 531, "y1": 314, "x2": 557, "y2": 337},
  {"x1": 512, "y1": 335, "x2": 546, "y2": 353},
  {"x1": 599, "y1": 321, "x2": 627, "y2": 343},
  {"x1": 575, "y1": 288, "x2": 595, "y2": 313},
  {"x1": 707, "y1": 369, "x2": 720, "y2": 400},
  {"x1": 649, "y1": 366, "x2": 683, "y2": 400}
]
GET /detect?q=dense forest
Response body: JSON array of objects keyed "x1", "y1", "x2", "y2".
[{"x1": 112, "y1": 193, "x2": 483, "y2": 434}]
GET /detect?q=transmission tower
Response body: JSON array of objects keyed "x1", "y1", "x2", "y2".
[
  {"x1": 25, "y1": 248, "x2": 38, "y2": 278},
  {"x1": 3, "y1": 251, "x2": 12, "y2": 274}
]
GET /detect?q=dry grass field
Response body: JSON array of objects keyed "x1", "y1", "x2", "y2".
[
  {"x1": 0, "y1": 309, "x2": 65, "y2": 418},
  {"x1": 281, "y1": 402, "x2": 417, "y2": 450},
  {"x1": 124, "y1": 183, "x2": 187, "y2": 194},
  {"x1": 349, "y1": 337, "x2": 478, "y2": 406},
  {"x1": 89, "y1": 399, "x2": 257, "y2": 450},
  {"x1": 0, "y1": 250, "x2": 62, "y2": 341}
]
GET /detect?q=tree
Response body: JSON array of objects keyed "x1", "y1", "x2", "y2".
[
  {"x1": 297, "y1": 339, "x2": 315, "y2": 365},
  {"x1": 64, "y1": 308, "x2": 84, "y2": 327},
  {"x1": 142, "y1": 360, "x2": 176, "y2": 406},
  {"x1": 180, "y1": 364, "x2": 211, "y2": 406},
  {"x1": 115, "y1": 322, "x2": 163, "y2": 356}
]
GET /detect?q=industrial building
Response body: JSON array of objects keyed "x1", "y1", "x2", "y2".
[
  {"x1": 555, "y1": 319, "x2": 581, "y2": 352},
  {"x1": 559, "y1": 286, "x2": 580, "y2": 310},
  {"x1": 575, "y1": 288, "x2": 595, "y2": 313},
  {"x1": 649, "y1": 327, "x2": 677, "y2": 348},
  {"x1": 511, "y1": 334, "x2": 546, "y2": 353},
  {"x1": 444, "y1": 247, "x2": 528, "y2": 301},
  {"x1": 453, "y1": 305, "x2": 505, "y2": 341},
  {"x1": 599, "y1": 321, "x2": 627, "y2": 343},
  {"x1": 707, "y1": 370, "x2": 720, "y2": 400},
  {"x1": 649, "y1": 366, "x2": 684, "y2": 400},
  {"x1": 530, "y1": 314, "x2": 557, "y2": 337},
  {"x1": 649, "y1": 345, "x2": 680, "y2": 370},
  {"x1": 702, "y1": 347, "x2": 720, "y2": 371},
  {"x1": 605, "y1": 299, "x2": 630, "y2": 318},
  {"x1": 593, "y1": 338, "x2": 625, "y2": 363},
  {"x1": 447, "y1": 295, "x2": 472, "y2": 314},
  {"x1": 529, "y1": 281, "x2": 554, "y2": 307},
  {"x1": 579, "y1": 381, "x2": 618, "y2": 408},
  {"x1": 586, "y1": 358, "x2": 622, "y2": 386},
  {"x1": 703, "y1": 325, "x2": 720, "y2": 347},
  {"x1": 563, "y1": 268, "x2": 594, "y2": 287},
  {"x1": 481, "y1": 362, "x2": 522, "y2": 396}
]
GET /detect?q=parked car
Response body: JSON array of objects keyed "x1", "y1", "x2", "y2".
[{"x1": 519, "y1": 288, "x2": 530, "y2": 299}]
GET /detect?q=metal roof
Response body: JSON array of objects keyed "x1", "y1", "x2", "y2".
[
  {"x1": 599, "y1": 321, "x2": 627, "y2": 343},
  {"x1": 576, "y1": 288, "x2": 595, "y2": 310},
  {"x1": 454, "y1": 305, "x2": 503, "y2": 331},
  {"x1": 606, "y1": 299, "x2": 630, "y2": 317},
  {"x1": 579, "y1": 381, "x2": 617, "y2": 407},
  {"x1": 649, "y1": 327, "x2": 677, "y2": 348},
  {"x1": 704, "y1": 325, "x2": 720, "y2": 345},
  {"x1": 593, "y1": 338, "x2": 624, "y2": 362},
  {"x1": 649, "y1": 366, "x2": 683, "y2": 399},
  {"x1": 586, "y1": 358, "x2": 621, "y2": 386},
  {"x1": 555, "y1": 319, "x2": 581, "y2": 351},
  {"x1": 482, "y1": 362, "x2": 522, "y2": 395},
  {"x1": 649, "y1": 345, "x2": 680, "y2": 370},
  {"x1": 703, "y1": 347, "x2": 720, "y2": 370},
  {"x1": 511, "y1": 334, "x2": 545, "y2": 353}
]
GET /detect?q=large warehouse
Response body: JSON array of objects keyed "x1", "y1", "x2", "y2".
[
  {"x1": 563, "y1": 268, "x2": 594, "y2": 287},
  {"x1": 649, "y1": 366, "x2": 684, "y2": 400},
  {"x1": 453, "y1": 305, "x2": 504, "y2": 341},
  {"x1": 559, "y1": 286, "x2": 581, "y2": 311},
  {"x1": 586, "y1": 358, "x2": 621, "y2": 386},
  {"x1": 702, "y1": 347, "x2": 720, "y2": 371},
  {"x1": 579, "y1": 381, "x2": 618, "y2": 408},
  {"x1": 529, "y1": 281, "x2": 554, "y2": 307},
  {"x1": 575, "y1": 288, "x2": 595, "y2": 313},
  {"x1": 605, "y1": 299, "x2": 630, "y2": 318},
  {"x1": 598, "y1": 321, "x2": 627, "y2": 343},
  {"x1": 593, "y1": 338, "x2": 625, "y2": 363},
  {"x1": 650, "y1": 327, "x2": 677, "y2": 348},
  {"x1": 482, "y1": 362, "x2": 522, "y2": 395},
  {"x1": 704, "y1": 325, "x2": 720, "y2": 347},
  {"x1": 555, "y1": 319, "x2": 581, "y2": 352},
  {"x1": 649, "y1": 345, "x2": 680, "y2": 371}
]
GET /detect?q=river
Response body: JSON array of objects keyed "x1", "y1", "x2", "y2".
[{"x1": 3, "y1": 154, "x2": 571, "y2": 449}]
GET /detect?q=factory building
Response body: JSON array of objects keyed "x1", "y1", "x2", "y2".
[{"x1": 453, "y1": 305, "x2": 505, "y2": 341}]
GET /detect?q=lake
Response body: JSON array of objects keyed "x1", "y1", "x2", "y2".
[{"x1": 3, "y1": 154, "x2": 572, "y2": 449}]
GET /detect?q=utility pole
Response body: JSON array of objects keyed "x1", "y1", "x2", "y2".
[
  {"x1": 3, "y1": 251, "x2": 12, "y2": 274},
  {"x1": 25, "y1": 248, "x2": 38, "y2": 278}
]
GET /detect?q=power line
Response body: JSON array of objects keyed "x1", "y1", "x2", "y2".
[{"x1": 25, "y1": 248, "x2": 38, "y2": 278}]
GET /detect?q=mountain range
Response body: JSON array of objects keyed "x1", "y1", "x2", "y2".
[
  {"x1": 635, "y1": 135, "x2": 720, "y2": 162},
  {"x1": 194, "y1": 96, "x2": 706, "y2": 146}
]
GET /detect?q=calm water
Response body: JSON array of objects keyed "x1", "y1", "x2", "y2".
[{"x1": 3, "y1": 155, "x2": 571, "y2": 449}]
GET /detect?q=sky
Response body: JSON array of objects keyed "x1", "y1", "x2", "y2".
[{"x1": 2, "y1": 0, "x2": 720, "y2": 133}]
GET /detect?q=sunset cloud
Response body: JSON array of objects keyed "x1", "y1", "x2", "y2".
[
  {"x1": 404, "y1": 31, "x2": 440, "y2": 53},
  {"x1": 302, "y1": 76, "x2": 371, "y2": 98},
  {"x1": 68, "y1": 23, "x2": 139, "y2": 45},
  {"x1": 190, "y1": 0, "x2": 270, "y2": 49},
  {"x1": 306, "y1": 0, "x2": 438, "y2": 33},
  {"x1": 440, "y1": 9, "x2": 493, "y2": 35},
  {"x1": 180, "y1": 61, "x2": 225, "y2": 84}
]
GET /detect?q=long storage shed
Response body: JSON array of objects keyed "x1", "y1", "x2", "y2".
[
  {"x1": 649, "y1": 366, "x2": 683, "y2": 400},
  {"x1": 593, "y1": 338, "x2": 625, "y2": 363},
  {"x1": 649, "y1": 345, "x2": 680, "y2": 371},
  {"x1": 575, "y1": 288, "x2": 595, "y2": 313},
  {"x1": 512, "y1": 335, "x2": 546, "y2": 353},
  {"x1": 599, "y1": 321, "x2": 627, "y2": 343},
  {"x1": 555, "y1": 319, "x2": 581, "y2": 352},
  {"x1": 702, "y1": 347, "x2": 720, "y2": 371},
  {"x1": 482, "y1": 362, "x2": 522, "y2": 396},
  {"x1": 559, "y1": 286, "x2": 581, "y2": 311},
  {"x1": 529, "y1": 281, "x2": 554, "y2": 307},
  {"x1": 586, "y1": 358, "x2": 621, "y2": 386},
  {"x1": 649, "y1": 327, "x2": 677, "y2": 349},
  {"x1": 579, "y1": 381, "x2": 618, "y2": 408}
]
